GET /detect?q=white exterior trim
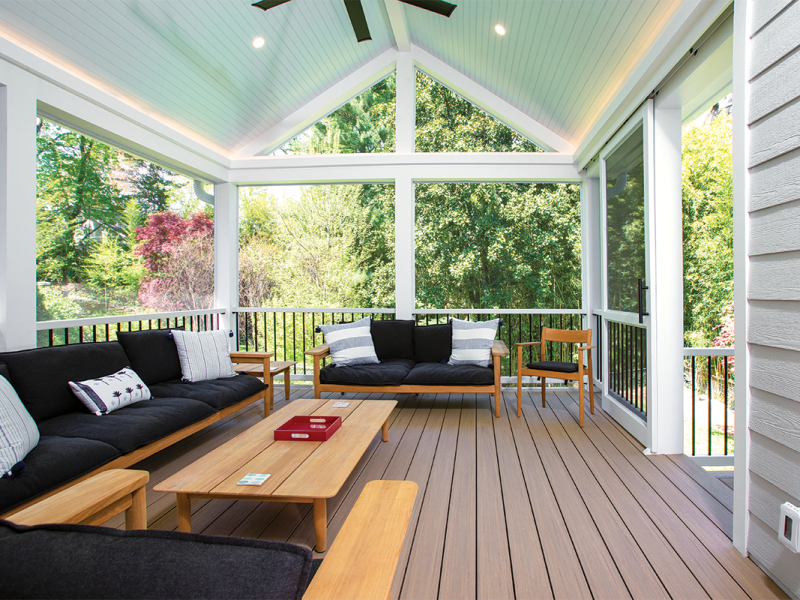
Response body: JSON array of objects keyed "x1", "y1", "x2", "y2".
[{"x1": 384, "y1": 0, "x2": 410, "y2": 52}]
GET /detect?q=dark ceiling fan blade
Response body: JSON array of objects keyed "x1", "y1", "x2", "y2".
[
  {"x1": 399, "y1": 0, "x2": 456, "y2": 17},
  {"x1": 344, "y1": 0, "x2": 372, "y2": 42},
  {"x1": 252, "y1": 0, "x2": 292, "y2": 11}
]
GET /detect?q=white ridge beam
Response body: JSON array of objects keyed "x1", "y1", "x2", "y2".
[
  {"x1": 385, "y1": 0, "x2": 410, "y2": 52},
  {"x1": 233, "y1": 49, "x2": 399, "y2": 158},
  {"x1": 411, "y1": 46, "x2": 575, "y2": 154}
]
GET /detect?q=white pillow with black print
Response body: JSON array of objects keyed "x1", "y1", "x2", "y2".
[
  {"x1": 170, "y1": 329, "x2": 236, "y2": 382},
  {"x1": 0, "y1": 373, "x2": 39, "y2": 475},
  {"x1": 69, "y1": 367, "x2": 151, "y2": 415}
]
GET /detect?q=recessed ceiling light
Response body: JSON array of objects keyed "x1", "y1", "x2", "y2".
[
  {"x1": 252, "y1": 37, "x2": 265, "y2": 49},
  {"x1": 495, "y1": 24, "x2": 506, "y2": 35}
]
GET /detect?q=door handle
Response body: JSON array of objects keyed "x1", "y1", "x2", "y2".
[{"x1": 638, "y1": 278, "x2": 649, "y2": 324}]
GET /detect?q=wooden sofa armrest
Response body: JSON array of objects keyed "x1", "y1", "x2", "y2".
[
  {"x1": 230, "y1": 351, "x2": 274, "y2": 363},
  {"x1": 8, "y1": 469, "x2": 149, "y2": 530},
  {"x1": 492, "y1": 340, "x2": 510, "y2": 355},
  {"x1": 305, "y1": 344, "x2": 330, "y2": 357},
  {"x1": 303, "y1": 480, "x2": 418, "y2": 600}
]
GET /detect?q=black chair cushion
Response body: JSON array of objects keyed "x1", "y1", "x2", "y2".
[
  {"x1": 37, "y1": 398, "x2": 216, "y2": 454},
  {"x1": 320, "y1": 359, "x2": 414, "y2": 386},
  {"x1": 0, "y1": 436, "x2": 120, "y2": 515},
  {"x1": 0, "y1": 342, "x2": 132, "y2": 422},
  {"x1": 149, "y1": 374, "x2": 267, "y2": 411},
  {"x1": 526, "y1": 361, "x2": 579, "y2": 373},
  {"x1": 402, "y1": 362, "x2": 494, "y2": 385},
  {"x1": 117, "y1": 328, "x2": 183, "y2": 386},
  {"x1": 371, "y1": 319, "x2": 415, "y2": 361},
  {"x1": 0, "y1": 520, "x2": 314, "y2": 600},
  {"x1": 413, "y1": 323, "x2": 452, "y2": 363}
]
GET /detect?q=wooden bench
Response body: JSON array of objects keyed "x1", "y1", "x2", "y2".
[{"x1": 307, "y1": 340, "x2": 510, "y2": 417}]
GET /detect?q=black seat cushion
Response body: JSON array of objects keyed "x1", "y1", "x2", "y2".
[
  {"x1": 148, "y1": 374, "x2": 267, "y2": 411},
  {"x1": 402, "y1": 362, "x2": 494, "y2": 386},
  {"x1": 371, "y1": 319, "x2": 415, "y2": 361},
  {"x1": 117, "y1": 328, "x2": 183, "y2": 386},
  {"x1": 413, "y1": 323, "x2": 452, "y2": 363},
  {"x1": 526, "y1": 361, "x2": 579, "y2": 373},
  {"x1": 37, "y1": 398, "x2": 216, "y2": 454},
  {"x1": 0, "y1": 342, "x2": 132, "y2": 422},
  {"x1": 0, "y1": 520, "x2": 313, "y2": 600},
  {"x1": 320, "y1": 359, "x2": 414, "y2": 386},
  {"x1": 0, "y1": 436, "x2": 120, "y2": 515}
]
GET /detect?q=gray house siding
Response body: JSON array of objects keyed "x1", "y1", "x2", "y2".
[{"x1": 747, "y1": 0, "x2": 800, "y2": 594}]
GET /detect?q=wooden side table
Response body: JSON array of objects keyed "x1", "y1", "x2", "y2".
[
  {"x1": 8, "y1": 469, "x2": 149, "y2": 530},
  {"x1": 235, "y1": 360, "x2": 297, "y2": 410}
]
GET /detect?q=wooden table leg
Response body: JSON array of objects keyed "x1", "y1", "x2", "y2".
[
  {"x1": 284, "y1": 370, "x2": 290, "y2": 404},
  {"x1": 268, "y1": 376, "x2": 275, "y2": 412},
  {"x1": 176, "y1": 493, "x2": 192, "y2": 533},
  {"x1": 314, "y1": 498, "x2": 327, "y2": 552},
  {"x1": 382, "y1": 419, "x2": 389, "y2": 442},
  {"x1": 125, "y1": 484, "x2": 147, "y2": 530}
]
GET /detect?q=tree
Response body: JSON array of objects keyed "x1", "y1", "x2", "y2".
[{"x1": 126, "y1": 159, "x2": 180, "y2": 218}]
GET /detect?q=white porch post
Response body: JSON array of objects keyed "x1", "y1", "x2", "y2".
[
  {"x1": 395, "y1": 52, "x2": 415, "y2": 154},
  {"x1": 394, "y1": 51, "x2": 415, "y2": 319},
  {"x1": 582, "y1": 173, "x2": 602, "y2": 380},
  {"x1": 214, "y1": 182, "x2": 239, "y2": 340},
  {"x1": 649, "y1": 105, "x2": 684, "y2": 454},
  {"x1": 0, "y1": 78, "x2": 37, "y2": 351}
]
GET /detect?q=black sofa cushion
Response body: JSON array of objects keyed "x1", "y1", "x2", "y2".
[
  {"x1": 413, "y1": 323, "x2": 452, "y2": 363},
  {"x1": 0, "y1": 436, "x2": 120, "y2": 515},
  {"x1": 117, "y1": 328, "x2": 183, "y2": 386},
  {"x1": 148, "y1": 374, "x2": 267, "y2": 411},
  {"x1": 0, "y1": 362, "x2": 10, "y2": 382},
  {"x1": 320, "y1": 359, "x2": 414, "y2": 386},
  {"x1": 402, "y1": 362, "x2": 494, "y2": 386},
  {"x1": 526, "y1": 361, "x2": 579, "y2": 373},
  {"x1": 371, "y1": 319, "x2": 415, "y2": 361},
  {"x1": 0, "y1": 342, "x2": 132, "y2": 423},
  {"x1": 37, "y1": 398, "x2": 216, "y2": 454},
  {"x1": 0, "y1": 520, "x2": 314, "y2": 600}
]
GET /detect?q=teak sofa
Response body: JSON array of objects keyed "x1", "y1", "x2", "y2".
[
  {"x1": 0, "y1": 329, "x2": 271, "y2": 517},
  {"x1": 307, "y1": 319, "x2": 509, "y2": 417}
]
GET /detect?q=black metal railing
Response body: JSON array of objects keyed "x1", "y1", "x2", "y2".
[
  {"x1": 595, "y1": 313, "x2": 603, "y2": 383},
  {"x1": 36, "y1": 309, "x2": 224, "y2": 348},
  {"x1": 684, "y1": 349, "x2": 734, "y2": 458},
  {"x1": 607, "y1": 320, "x2": 647, "y2": 418}
]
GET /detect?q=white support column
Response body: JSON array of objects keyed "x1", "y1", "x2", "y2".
[
  {"x1": 214, "y1": 183, "x2": 239, "y2": 341},
  {"x1": 0, "y1": 78, "x2": 37, "y2": 351},
  {"x1": 650, "y1": 105, "x2": 684, "y2": 454},
  {"x1": 395, "y1": 176, "x2": 414, "y2": 319},
  {"x1": 395, "y1": 53, "x2": 415, "y2": 154},
  {"x1": 582, "y1": 174, "x2": 602, "y2": 378}
]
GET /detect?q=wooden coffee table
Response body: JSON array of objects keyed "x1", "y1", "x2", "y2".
[{"x1": 155, "y1": 397, "x2": 396, "y2": 551}]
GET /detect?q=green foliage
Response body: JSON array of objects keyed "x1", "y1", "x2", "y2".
[
  {"x1": 683, "y1": 112, "x2": 733, "y2": 346},
  {"x1": 126, "y1": 160, "x2": 180, "y2": 218},
  {"x1": 36, "y1": 285, "x2": 83, "y2": 321}
]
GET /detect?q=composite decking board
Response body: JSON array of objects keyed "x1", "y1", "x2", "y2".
[
  {"x1": 504, "y1": 394, "x2": 592, "y2": 600},
  {"x1": 544, "y1": 392, "x2": 711, "y2": 600},
  {"x1": 399, "y1": 395, "x2": 462, "y2": 600},
  {"x1": 518, "y1": 393, "x2": 632, "y2": 600},
  {"x1": 391, "y1": 398, "x2": 449, "y2": 600},
  {"x1": 475, "y1": 395, "x2": 516, "y2": 600},
  {"x1": 493, "y1": 393, "x2": 553, "y2": 600},
  {"x1": 531, "y1": 394, "x2": 671, "y2": 600},
  {"x1": 558, "y1": 390, "x2": 785, "y2": 600},
  {"x1": 439, "y1": 395, "x2": 478, "y2": 600},
  {"x1": 666, "y1": 453, "x2": 735, "y2": 512}
]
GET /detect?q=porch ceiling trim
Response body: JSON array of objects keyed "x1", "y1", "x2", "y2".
[{"x1": 385, "y1": 0, "x2": 410, "y2": 53}]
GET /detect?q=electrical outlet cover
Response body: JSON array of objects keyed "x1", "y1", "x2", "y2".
[{"x1": 779, "y1": 502, "x2": 800, "y2": 552}]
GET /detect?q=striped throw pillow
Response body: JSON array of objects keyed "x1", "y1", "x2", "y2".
[
  {"x1": 0, "y1": 373, "x2": 39, "y2": 476},
  {"x1": 69, "y1": 367, "x2": 151, "y2": 415},
  {"x1": 319, "y1": 317, "x2": 380, "y2": 367},
  {"x1": 448, "y1": 318, "x2": 500, "y2": 368},
  {"x1": 171, "y1": 330, "x2": 237, "y2": 382}
]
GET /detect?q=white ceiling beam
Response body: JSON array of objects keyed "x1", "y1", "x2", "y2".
[
  {"x1": 233, "y1": 49, "x2": 399, "y2": 159},
  {"x1": 573, "y1": 0, "x2": 731, "y2": 170},
  {"x1": 384, "y1": 0, "x2": 410, "y2": 52},
  {"x1": 410, "y1": 46, "x2": 575, "y2": 154}
]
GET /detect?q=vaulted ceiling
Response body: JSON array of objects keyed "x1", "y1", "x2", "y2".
[{"x1": 0, "y1": 0, "x2": 683, "y2": 156}]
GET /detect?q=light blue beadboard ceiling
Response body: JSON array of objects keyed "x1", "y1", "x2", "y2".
[{"x1": 0, "y1": 0, "x2": 678, "y2": 154}]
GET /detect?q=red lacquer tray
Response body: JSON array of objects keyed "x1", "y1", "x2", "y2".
[{"x1": 274, "y1": 415, "x2": 342, "y2": 441}]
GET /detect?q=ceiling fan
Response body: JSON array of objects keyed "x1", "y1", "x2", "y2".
[{"x1": 252, "y1": 0, "x2": 457, "y2": 43}]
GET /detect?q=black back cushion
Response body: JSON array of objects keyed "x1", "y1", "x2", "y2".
[
  {"x1": 370, "y1": 319, "x2": 415, "y2": 361},
  {"x1": 0, "y1": 520, "x2": 313, "y2": 600},
  {"x1": 0, "y1": 342, "x2": 131, "y2": 422},
  {"x1": 117, "y1": 328, "x2": 183, "y2": 386},
  {"x1": 413, "y1": 323, "x2": 452, "y2": 363},
  {"x1": 0, "y1": 362, "x2": 9, "y2": 382}
]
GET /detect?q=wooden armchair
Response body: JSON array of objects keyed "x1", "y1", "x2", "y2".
[{"x1": 516, "y1": 327, "x2": 595, "y2": 426}]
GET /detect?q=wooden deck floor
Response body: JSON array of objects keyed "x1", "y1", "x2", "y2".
[{"x1": 107, "y1": 386, "x2": 786, "y2": 600}]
